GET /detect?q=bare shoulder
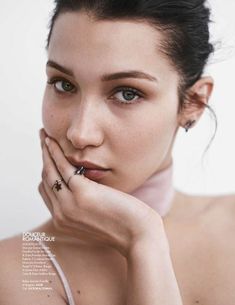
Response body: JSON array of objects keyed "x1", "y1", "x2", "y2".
[
  {"x1": 169, "y1": 192, "x2": 235, "y2": 304},
  {"x1": 0, "y1": 234, "x2": 67, "y2": 305},
  {"x1": 172, "y1": 190, "x2": 235, "y2": 239},
  {"x1": 193, "y1": 193, "x2": 235, "y2": 299},
  {"x1": 182, "y1": 191, "x2": 235, "y2": 242},
  {"x1": 200, "y1": 192, "x2": 235, "y2": 227},
  {"x1": 175, "y1": 190, "x2": 235, "y2": 221}
]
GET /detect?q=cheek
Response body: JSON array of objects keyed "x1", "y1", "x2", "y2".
[
  {"x1": 112, "y1": 107, "x2": 177, "y2": 163},
  {"x1": 42, "y1": 93, "x2": 67, "y2": 136},
  {"x1": 107, "y1": 113, "x2": 176, "y2": 193}
]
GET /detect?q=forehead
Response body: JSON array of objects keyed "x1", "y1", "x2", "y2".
[{"x1": 48, "y1": 11, "x2": 177, "y2": 83}]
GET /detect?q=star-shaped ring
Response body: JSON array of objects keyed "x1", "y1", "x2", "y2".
[{"x1": 52, "y1": 179, "x2": 64, "y2": 192}]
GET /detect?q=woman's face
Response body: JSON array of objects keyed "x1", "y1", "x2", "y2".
[{"x1": 42, "y1": 11, "x2": 181, "y2": 193}]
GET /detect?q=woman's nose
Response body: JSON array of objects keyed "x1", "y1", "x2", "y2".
[{"x1": 66, "y1": 103, "x2": 104, "y2": 150}]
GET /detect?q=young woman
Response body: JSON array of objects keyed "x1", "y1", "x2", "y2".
[{"x1": 1, "y1": 1, "x2": 235, "y2": 304}]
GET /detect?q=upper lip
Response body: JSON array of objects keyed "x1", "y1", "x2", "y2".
[{"x1": 66, "y1": 157, "x2": 108, "y2": 170}]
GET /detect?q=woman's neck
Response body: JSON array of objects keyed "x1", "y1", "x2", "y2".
[{"x1": 130, "y1": 161, "x2": 175, "y2": 217}]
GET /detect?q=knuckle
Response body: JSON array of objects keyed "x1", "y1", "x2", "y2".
[
  {"x1": 60, "y1": 203, "x2": 72, "y2": 217},
  {"x1": 52, "y1": 218, "x2": 62, "y2": 231},
  {"x1": 42, "y1": 168, "x2": 50, "y2": 180},
  {"x1": 82, "y1": 188, "x2": 96, "y2": 203},
  {"x1": 61, "y1": 203, "x2": 78, "y2": 222},
  {"x1": 60, "y1": 202, "x2": 84, "y2": 225},
  {"x1": 73, "y1": 184, "x2": 94, "y2": 203},
  {"x1": 67, "y1": 177, "x2": 78, "y2": 191},
  {"x1": 53, "y1": 211, "x2": 65, "y2": 227}
]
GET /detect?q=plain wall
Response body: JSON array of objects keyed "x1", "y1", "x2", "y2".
[{"x1": 0, "y1": 0, "x2": 235, "y2": 240}]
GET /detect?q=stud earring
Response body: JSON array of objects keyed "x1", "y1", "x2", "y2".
[{"x1": 184, "y1": 120, "x2": 196, "y2": 132}]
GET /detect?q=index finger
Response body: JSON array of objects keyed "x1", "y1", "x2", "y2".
[{"x1": 44, "y1": 137, "x2": 87, "y2": 190}]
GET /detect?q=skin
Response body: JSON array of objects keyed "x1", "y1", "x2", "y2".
[
  {"x1": 1, "y1": 10, "x2": 235, "y2": 305},
  {"x1": 42, "y1": 11, "x2": 212, "y2": 193}
]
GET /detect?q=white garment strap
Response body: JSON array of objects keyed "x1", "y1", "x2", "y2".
[{"x1": 37, "y1": 240, "x2": 76, "y2": 305}]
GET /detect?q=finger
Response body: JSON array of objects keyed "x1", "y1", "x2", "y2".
[
  {"x1": 42, "y1": 143, "x2": 72, "y2": 201},
  {"x1": 42, "y1": 143, "x2": 78, "y2": 220},
  {"x1": 43, "y1": 135, "x2": 92, "y2": 199},
  {"x1": 39, "y1": 128, "x2": 48, "y2": 149},
  {"x1": 38, "y1": 181, "x2": 53, "y2": 215},
  {"x1": 42, "y1": 178, "x2": 76, "y2": 234},
  {"x1": 42, "y1": 176, "x2": 106, "y2": 242},
  {"x1": 44, "y1": 137, "x2": 84, "y2": 188},
  {"x1": 44, "y1": 136, "x2": 96, "y2": 195},
  {"x1": 42, "y1": 178, "x2": 64, "y2": 219},
  {"x1": 42, "y1": 176, "x2": 94, "y2": 239}
]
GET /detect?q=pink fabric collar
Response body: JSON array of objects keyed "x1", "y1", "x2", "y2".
[{"x1": 130, "y1": 161, "x2": 175, "y2": 217}]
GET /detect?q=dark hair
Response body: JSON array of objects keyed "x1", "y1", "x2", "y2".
[{"x1": 46, "y1": 0, "x2": 217, "y2": 154}]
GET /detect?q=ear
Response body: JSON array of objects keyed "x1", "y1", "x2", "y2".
[{"x1": 178, "y1": 76, "x2": 214, "y2": 129}]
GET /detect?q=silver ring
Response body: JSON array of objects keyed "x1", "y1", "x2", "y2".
[
  {"x1": 67, "y1": 166, "x2": 86, "y2": 187},
  {"x1": 51, "y1": 179, "x2": 64, "y2": 192},
  {"x1": 74, "y1": 166, "x2": 86, "y2": 175}
]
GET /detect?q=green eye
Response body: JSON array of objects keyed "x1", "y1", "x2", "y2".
[
  {"x1": 53, "y1": 80, "x2": 74, "y2": 92},
  {"x1": 112, "y1": 87, "x2": 143, "y2": 105},
  {"x1": 122, "y1": 90, "x2": 136, "y2": 101},
  {"x1": 47, "y1": 78, "x2": 76, "y2": 93}
]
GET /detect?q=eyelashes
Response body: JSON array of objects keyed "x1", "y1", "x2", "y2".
[
  {"x1": 47, "y1": 77, "x2": 144, "y2": 105},
  {"x1": 47, "y1": 77, "x2": 76, "y2": 94},
  {"x1": 110, "y1": 87, "x2": 143, "y2": 105}
]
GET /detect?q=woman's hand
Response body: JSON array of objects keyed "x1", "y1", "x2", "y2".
[{"x1": 38, "y1": 128, "x2": 164, "y2": 258}]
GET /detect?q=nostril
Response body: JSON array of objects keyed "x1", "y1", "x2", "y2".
[{"x1": 66, "y1": 123, "x2": 104, "y2": 149}]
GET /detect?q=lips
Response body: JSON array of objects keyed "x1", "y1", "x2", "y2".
[
  {"x1": 66, "y1": 157, "x2": 110, "y2": 180},
  {"x1": 83, "y1": 168, "x2": 109, "y2": 180},
  {"x1": 66, "y1": 157, "x2": 108, "y2": 170}
]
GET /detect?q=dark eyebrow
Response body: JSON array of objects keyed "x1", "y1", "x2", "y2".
[
  {"x1": 46, "y1": 60, "x2": 158, "y2": 83},
  {"x1": 47, "y1": 60, "x2": 74, "y2": 76},
  {"x1": 101, "y1": 70, "x2": 158, "y2": 83}
]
